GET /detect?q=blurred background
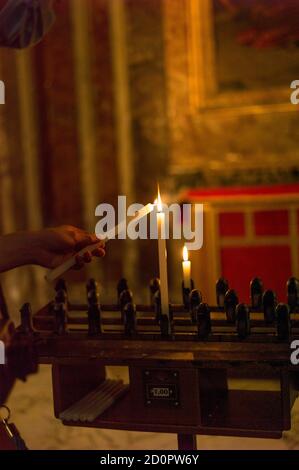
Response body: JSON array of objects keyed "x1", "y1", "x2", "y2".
[{"x1": 1, "y1": 0, "x2": 299, "y2": 449}]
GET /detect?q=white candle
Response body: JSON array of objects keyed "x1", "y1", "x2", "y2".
[
  {"x1": 46, "y1": 203, "x2": 154, "y2": 283},
  {"x1": 182, "y1": 245, "x2": 191, "y2": 289},
  {"x1": 156, "y1": 189, "x2": 169, "y2": 316}
]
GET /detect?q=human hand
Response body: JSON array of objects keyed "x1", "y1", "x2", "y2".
[{"x1": 30, "y1": 225, "x2": 105, "y2": 269}]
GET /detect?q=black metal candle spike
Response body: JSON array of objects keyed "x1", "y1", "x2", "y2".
[
  {"x1": 216, "y1": 278, "x2": 229, "y2": 307},
  {"x1": 189, "y1": 289, "x2": 202, "y2": 323},
  {"x1": 154, "y1": 289, "x2": 162, "y2": 323},
  {"x1": 86, "y1": 279, "x2": 102, "y2": 336},
  {"x1": 149, "y1": 278, "x2": 160, "y2": 306},
  {"x1": 287, "y1": 277, "x2": 299, "y2": 311},
  {"x1": 19, "y1": 303, "x2": 34, "y2": 335},
  {"x1": 117, "y1": 278, "x2": 129, "y2": 304},
  {"x1": 55, "y1": 279, "x2": 68, "y2": 308},
  {"x1": 224, "y1": 289, "x2": 239, "y2": 323},
  {"x1": 55, "y1": 287, "x2": 67, "y2": 305},
  {"x1": 153, "y1": 289, "x2": 173, "y2": 337},
  {"x1": 119, "y1": 289, "x2": 133, "y2": 321},
  {"x1": 196, "y1": 302, "x2": 211, "y2": 340},
  {"x1": 182, "y1": 279, "x2": 195, "y2": 309},
  {"x1": 54, "y1": 290, "x2": 68, "y2": 335},
  {"x1": 55, "y1": 278, "x2": 67, "y2": 294},
  {"x1": 262, "y1": 290, "x2": 277, "y2": 324},
  {"x1": 123, "y1": 302, "x2": 137, "y2": 337},
  {"x1": 250, "y1": 277, "x2": 263, "y2": 308},
  {"x1": 87, "y1": 278, "x2": 98, "y2": 296},
  {"x1": 159, "y1": 309, "x2": 173, "y2": 339},
  {"x1": 236, "y1": 303, "x2": 250, "y2": 339},
  {"x1": 276, "y1": 303, "x2": 291, "y2": 341}
]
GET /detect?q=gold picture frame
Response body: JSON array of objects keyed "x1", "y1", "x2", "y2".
[{"x1": 186, "y1": 0, "x2": 296, "y2": 116}]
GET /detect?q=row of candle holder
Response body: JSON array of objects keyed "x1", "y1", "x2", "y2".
[
  {"x1": 60, "y1": 277, "x2": 299, "y2": 339},
  {"x1": 16, "y1": 276, "x2": 299, "y2": 342},
  {"x1": 52, "y1": 275, "x2": 299, "y2": 321}
]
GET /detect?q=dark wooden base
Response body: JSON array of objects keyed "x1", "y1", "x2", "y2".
[{"x1": 30, "y1": 303, "x2": 299, "y2": 449}]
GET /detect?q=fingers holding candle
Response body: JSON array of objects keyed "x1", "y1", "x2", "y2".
[
  {"x1": 73, "y1": 254, "x2": 86, "y2": 270},
  {"x1": 91, "y1": 245, "x2": 106, "y2": 258},
  {"x1": 73, "y1": 243, "x2": 105, "y2": 270},
  {"x1": 45, "y1": 204, "x2": 153, "y2": 282}
]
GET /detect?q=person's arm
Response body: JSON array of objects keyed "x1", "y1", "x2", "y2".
[{"x1": 0, "y1": 225, "x2": 105, "y2": 273}]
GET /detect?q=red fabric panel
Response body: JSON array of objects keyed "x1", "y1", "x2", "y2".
[
  {"x1": 254, "y1": 210, "x2": 289, "y2": 236},
  {"x1": 185, "y1": 183, "x2": 299, "y2": 200},
  {"x1": 220, "y1": 246, "x2": 292, "y2": 303},
  {"x1": 219, "y1": 212, "x2": 245, "y2": 237}
]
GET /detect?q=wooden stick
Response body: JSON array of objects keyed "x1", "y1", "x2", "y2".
[{"x1": 45, "y1": 203, "x2": 153, "y2": 282}]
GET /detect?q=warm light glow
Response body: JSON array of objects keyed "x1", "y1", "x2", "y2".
[
  {"x1": 157, "y1": 185, "x2": 163, "y2": 212},
  {"x1": 134, "y1": 203, "x2": 153, "y2": 217},
  {"x1": 183, "y1": 245, "x2": 189, "y2": 262}
]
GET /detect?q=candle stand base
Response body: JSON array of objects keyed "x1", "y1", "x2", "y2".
[{"x1": 7, "y1": 276, "x2": 299, "y2": 450}]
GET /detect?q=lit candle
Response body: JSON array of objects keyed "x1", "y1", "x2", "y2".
[
  {"x1": 182, "y1": 245, "x2": 191, "y2": 289},
  {"x1": 156, "y1": 188, "x2": 169, "y2": 316}
]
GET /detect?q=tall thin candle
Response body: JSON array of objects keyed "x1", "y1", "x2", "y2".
[{"x1": 156, "y1": 188, "x2": 169, "y2": 316}]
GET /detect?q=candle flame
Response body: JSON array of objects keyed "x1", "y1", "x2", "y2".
[
  {"x1": 183, "y1": 245, "x2": 189, "y2": 262},
  {"x1": 157, "y1": 185, "x2": 163, "y2": 212}
]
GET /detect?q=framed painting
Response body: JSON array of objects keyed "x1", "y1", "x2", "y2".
[{"x1": 187, "y1": 0, "x2": 299, "y2": 114}]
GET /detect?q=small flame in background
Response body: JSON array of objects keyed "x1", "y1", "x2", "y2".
[{"x1": 183, "y1": 245, "x2": 189, "y2": 262}]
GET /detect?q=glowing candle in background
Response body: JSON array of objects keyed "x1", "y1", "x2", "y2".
[
  {"x1": 182, "y1": 245, "x2": 191, "y2": 289},
  {"x1": 156, "y1": 187, "x2": 169, "y2": 316}
]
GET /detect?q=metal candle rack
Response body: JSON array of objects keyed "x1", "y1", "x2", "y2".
[
  {"x1": 16, "y1": 276, "x2": 299, "y2": 450},
  {"x1": 28, "y1": 276, "x2": 299, "y2": 341}
]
